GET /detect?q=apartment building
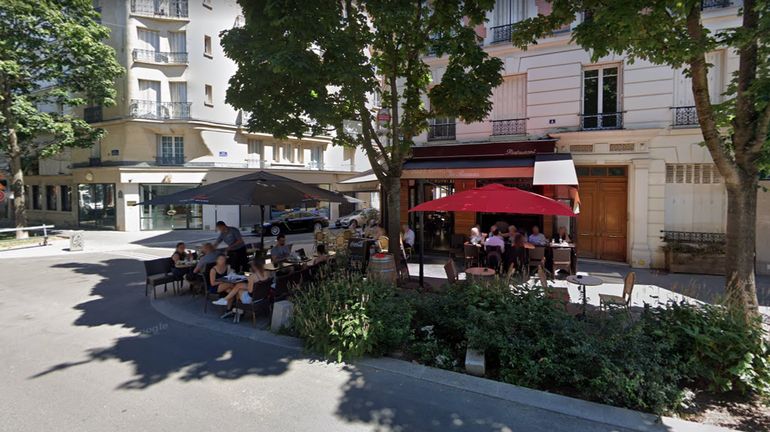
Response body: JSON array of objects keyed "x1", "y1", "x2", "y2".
[
  {"x1": 410, "y1": 0, "x2": 770, "y2": 272},
  {"x1": 21, "y1": 0, "x2": 371, "y2": 232}
]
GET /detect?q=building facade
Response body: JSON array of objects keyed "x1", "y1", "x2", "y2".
[
  {"x1": 19, "y1": 0, "x2": 372, "y2": 232},
  {"x1": 413, "y1": 0, "x2": 770, "y2": 272}
]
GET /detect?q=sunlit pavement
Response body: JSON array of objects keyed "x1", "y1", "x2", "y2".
[{"x1": 0, "y1": 247, "x2": 642, "y2": 432}]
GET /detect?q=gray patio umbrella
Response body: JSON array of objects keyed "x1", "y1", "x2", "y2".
[{"x1": 137, "y1": 170, "x2": 357, "y2": 249}]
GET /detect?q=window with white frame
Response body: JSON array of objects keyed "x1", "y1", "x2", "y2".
[
  {"x1": 247, "y1": 139, "x2": 263, "y2": 167},
  {"x1": 158, "y1": 136, "x2": 184, "y2": 165},
  {"x1": 203, "y1": 35, "x2": 212, "y2": 57},
  {"x1": 204, "y1": 84, "x2": 213, "y2": 106},
  {"x1": 310, "y1": 146, "x2": 324, "y2": 168},
  {"x1": 582, "y1": 65, "x2": 621, "y2": 129}
]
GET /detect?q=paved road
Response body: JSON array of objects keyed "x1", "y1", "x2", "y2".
[{"x1": 0, "y1": 249, "x2": 635, "y2": 432}]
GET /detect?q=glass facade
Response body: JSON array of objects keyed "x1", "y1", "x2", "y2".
[
  {"x1": 78, "y1": 183, "x2": 116, "y2": 229},
  {"x1": 140, "y1": 184, "x2": 202, "y2": 230}
]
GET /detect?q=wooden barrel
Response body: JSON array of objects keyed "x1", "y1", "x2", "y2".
[{"x1": 367, "y1": 253, "x2": 397, "y2": 285}]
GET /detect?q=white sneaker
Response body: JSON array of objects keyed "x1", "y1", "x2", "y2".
[{"x1": 212, "y1": 298, "x2": 228, "y2": 306}]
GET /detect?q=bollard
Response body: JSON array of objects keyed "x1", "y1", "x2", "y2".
[
  {"x1": 69, "y1": 231, "x2": 85, "y2": 251},
  {"x1": 271, "y1": 300, "x2": 294, "y2": 332}
]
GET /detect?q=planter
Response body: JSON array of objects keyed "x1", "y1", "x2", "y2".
[{"x1": 665, "y1": 250, "x2": 726, "y2": 275}]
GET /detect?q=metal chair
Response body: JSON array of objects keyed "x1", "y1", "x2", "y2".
[
  {"x1": 552, "y1": 247, "x2": 572, "y2": 275},
  {"x1": 144, "y1": 258, "x2": 177, "y2": 299},
  {"x1": 599, "y1": 272, "x2": 636, "y2": 313}
]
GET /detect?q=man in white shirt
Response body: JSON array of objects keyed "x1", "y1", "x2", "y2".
[
  {"x1": 401, "y1": 224, "x2": 415, "y2": 248},
  {"x1": 528, "y1": 225, "x2": 548, "y2": 246}
]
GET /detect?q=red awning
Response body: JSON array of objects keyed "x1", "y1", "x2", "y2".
[{"x1": 408, "y1": 183, "x2": 575, "y2": 217}]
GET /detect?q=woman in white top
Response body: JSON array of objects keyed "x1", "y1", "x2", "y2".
[{"x1": 213, "y1": 259, "x2": 270, "y2": 307}]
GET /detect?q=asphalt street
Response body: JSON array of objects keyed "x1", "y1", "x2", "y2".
[{"x1": 0, "y1": 237, "x2": 637, "y2": 432}]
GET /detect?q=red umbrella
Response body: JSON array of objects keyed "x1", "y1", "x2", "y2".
[{"x1": 408, "y1": 183, "x2": 575, "y2": 216}]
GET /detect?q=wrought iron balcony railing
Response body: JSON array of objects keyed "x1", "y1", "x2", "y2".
[
  {"x1": 132, "y1": 49, "x2": 188, "y2": 64},
  {"x1": 130, "y1": 0, "x2": 188, "y2": 19},
  {"x1": 490, "y1": 24, "x2": 513, "y2": 44},
  {"x1": 580, "y1": 112, "x2": 623, "y2": 130},
  {"x1": 427, "y1": 121, "x2": 456, "y2": 141},
  {"x1": 83, "y1": 106, "x2": 103, "y2": 123},
  {"x1": 491, "y1": 118, "x2": 527, "y2": 136},
  {"x1": 129, "y1": 100, "x2": 191, "y2": 120},
  {"x1": 701, "y1": 0, "x2": 731, "y2": 9},
  {"x1": 672, "y1": 106, "x2": 698, "y2": 127},
  {"x1": 156, "y1": 155, "x2": 185, "y2": 166}
]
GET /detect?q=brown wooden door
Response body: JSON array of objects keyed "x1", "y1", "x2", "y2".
[{"x1": 576, "y1": 168, "x2": 628, "y2": 262}]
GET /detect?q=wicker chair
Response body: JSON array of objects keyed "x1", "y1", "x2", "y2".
[
  {"x1": 444, "y1": 259, "x2": 459, "y2": 284},
  {"x1": 463, "y1": 243, "x2": 480, "y2": 269},
  {"x1": 538, "y1": 265, "x2": 570, "y2": 310},
  {"x1": 528, "y1": 246, "x2": 546, "y2": 273},
  {"x1": 485, "y1": 245, "x2": 503, "y2": 273},
  {"x1": 599, "y1": 272, "x2": 635, "y2": 313},
  {"x1": 552, "y1": 247, "x2": 572, "y2": 275}
]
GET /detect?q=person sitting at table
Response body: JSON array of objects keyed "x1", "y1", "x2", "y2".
[
  {"x1": 313, "y1": 244, "x2": 330, "y2": 265},
  {"x1": 401, "y1": 224, "x2": 415, "y2": 249},
  {"x1": 213, "y1": 258, "x2": 270, "y2": 308},
  {"x1": 170, "y1": 242, "x2": 189, "y2": 278},
  {"x1": 527, "y1": 225, "x2": 548, "y2": 246},
  {"x1": 556, "y1": 226, "x2": 572, "y2": 243},
  {"x1": 208, "y1": 254, "x2": 238, "y2": 305},
  {"x1": 469, "y1": 227, "x2": 484, "y2": 245},
  {"x1": 485, "y1": 229, "x2": 505, "y2": 253},
  {"x1": 213, "y1": 221, "x2": 248, "y2": 273},
  {"x1": 192, "y1": 243, "x2": 217, "y2": 275},
  {"x1": 270, "y1": 233, "x2": 291, "y2": 263}
]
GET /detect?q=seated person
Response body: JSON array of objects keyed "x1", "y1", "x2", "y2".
[
  {"x1": 270, "y1": 233, "x2": 291, "y2": 262},
  {"x1": 170, "y1": 242, "x2": 189, "y2": 278},
  {"x1": 313, "y1": 244, "x2": 329, "y2": 265},
  {"x1": 401, "y1": 224, "x2": 415, "y2": 249},
  {"x1": 469, "y1": 227, "x2": 484, "y2": 245},
  {"x1": 208, "y1": 254, "x2": 237, "y2": 296},
  {"x1": 556, "y1": 226, "x2": 572, "y2": 243},
  {"x1": 213, "y1": 258, "x2": 270, "y2": 307},
  {"x1": 484, "y1": 229, "x2": 505, "y2": 253},
  {"x1": 527, "y1": 225, "x2": 548, "y2": 246},
  {"x1": 192, "y1": 243, "x2": 218, "y2": 275}
]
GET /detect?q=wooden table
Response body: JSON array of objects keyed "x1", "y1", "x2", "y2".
[
  {"x1": 465, "y1": 266, "x2": 496, "y2": 279},
  {"x1": 566, "y1": 275, "x2": 603, "y2": 318}
]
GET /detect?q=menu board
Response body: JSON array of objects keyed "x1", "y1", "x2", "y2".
[{"x1": 348, "y1": 238, "x2": 374, "y2": 272}]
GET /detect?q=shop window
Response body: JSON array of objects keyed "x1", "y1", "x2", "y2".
[
  {"x1": 46, "y1": 185, "x2": 57, "y2": 210},
  {"x1": 32, "y1": 185, "x2": 41, "y2": 210},
  {"x1": 60, "y1": 185, "x2": 72, "y2": 212}
]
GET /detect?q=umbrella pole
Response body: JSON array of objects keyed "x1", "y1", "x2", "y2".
[
  {"x1": 260, "y1": 204, "x2": 265, "y2": 252},
  {"x1": 417, "y1": 180, "x2": 424, "y2": 288}
]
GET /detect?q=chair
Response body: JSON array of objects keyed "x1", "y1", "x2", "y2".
[
  {"x1": 378, "y1": 236, "x2": 389, "y2": 252},
  {"x1": 444, "y1": 259, "x2": 459, "y2": 284},
  {"x1": 552, "y1": 247, "x2": 572, "y2": 275},
  {"x1": 599, "y1": 272, "x2": 636, "y2": 312},
  {"x1": 201, "y1": 263, "x2": 226, "y2": 314},
  {"x1": 342, "y1": 230, "x2": 353, "y2": 241},
  {"x1": 144, "y1": 258, "x2": 177, "y2": 299},
  {"x1": 313, "y1": 231, "x2": 325, "y2": 252},
  {"x1": 233, "y1": 279, "x2": 272, "y2": 327},
  {"x1": 463, "y1": 244, "x2": 480, "y2": 269},
  {"x1": 537, "y1": 265, "x2": 570, "y2": 310},
  {"x1": 485, "y1": 245, "x2": 503, "y2": 273},
  {"x1": 528, "y1": 246, "x2": 546, "y2": 273},
  {"x1": 336, "y1": 236, "x2": 347, "y2": 251}
]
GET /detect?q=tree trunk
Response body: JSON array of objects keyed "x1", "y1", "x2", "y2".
[
  {"x1": 382, "y1": 176, "x2": 401, "y2": 255},
  {"x1": 8, "y1": 127, "x2": 28, "y2": 239},
  {"x1": 724, "y1": 180, "x2": 759, "y2": 315}
]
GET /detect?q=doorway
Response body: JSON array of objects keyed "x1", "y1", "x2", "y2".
[
  {"x1": 576, "y1": 166, "x2": 628, "y2": 262},
  {"x1": 78, "y1": 183, "x2": 116, "y2": 230}
]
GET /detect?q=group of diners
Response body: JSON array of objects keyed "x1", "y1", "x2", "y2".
[{"x1": 466, "y1": 222, "x2": 574, "y2": 274}]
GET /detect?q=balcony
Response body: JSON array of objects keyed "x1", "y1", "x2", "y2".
[
  {"x1": 156, "y1": 155, "x2": 185, "y2": 166},
  {"x1": 427, "y1": 121, "x2": 456, "y2": 141},
  {"x1": 701, "y1": 0, "x2": 731, "y2": 9},
  {"x1": 491, "y1": 118, "x2": 527, "y2": 136},
  {"x1": 129, "y1": 100, "x2": 191, "y2": 120},
  {"x1": 672, "y1": 106, "x2": 698, "y2": 127},
  {"x1": 580, "y1": 112, "x2": 623, "y2": 130},
  {"x1": 132, "y1": 49, "x2": 188, "y2": 65},
  {"x1": 130, "y1": 0, "x2": 188, "y2": 19},
  {"x1": 83, "y1": 106, "x2": 103, "y2": 123},
  {"x1": 490, "y1": 24, "x2": 513, "y2": 44}
]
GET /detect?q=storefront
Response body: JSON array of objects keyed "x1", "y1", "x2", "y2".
[
  {"x1": 78, "y1": 183, "x2": 116, "y2": 230},
  {"x1": 139, "y1": 183, "x2": 203, "y2": 230}
]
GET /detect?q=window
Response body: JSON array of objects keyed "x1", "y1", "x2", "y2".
[
  {"x1": 247, "y1": 139, "x2": 263, "y2": 167},
  {"x1": 46, "y1": 185, "x2": 57, "y2": 210},
  {"x1": 272, "y1": 143, "x2": 280, "y2": 162},
  {"x1": 283, "y1": 143, "x2": 294, "y2": 163},
  {"x1": 204, "y1": 84, "x2": 213, "y2": 106},
  {"x1": 203, "y1": 35, "x2": 212, "y2": 57},
  {"x1": 310, "y1": 146, "x2": 324, "y2": 169},
  {"x1": 60, "y1": 185, "x2": 72, "y2": 212},
  {"x1": 32, "y1": 185, "x2": 41, "y2": 210},
  {"x1": 248, "y1": 139, "x2": 263, "y2": 157},
  {"x1": 158, "y1": 135, "x2": 184, "y2": 165},
  {"x1": 582, "y1": 66, "x2": 621, "y2": 129}
]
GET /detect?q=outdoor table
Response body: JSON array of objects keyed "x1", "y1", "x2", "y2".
[
  {"x1": 265, "y1": 262, "x2": 293, "y2": 272},
  {"x1": 465, "y1": 266, "x2": 496, "y2": 279},
  {"x1": 215, "y1": 275, "x2": 248, "y2": 284},
  {"x1": 566, "y1": 274, "x2": 603, "y2": 319},
  {"x1": 175, "y1": 260, "x2": 198, "y2": 269}
]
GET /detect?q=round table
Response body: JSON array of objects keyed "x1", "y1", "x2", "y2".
[
  {"x1": 465, "y1": 266, "x2": 496, "y2": 279},
  {"x1": 566, "y1": 275, "x2": 603, "y2": 318}
]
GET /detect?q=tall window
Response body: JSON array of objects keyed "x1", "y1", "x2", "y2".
[
  {"x1": 158, "y1": 135, "x2": 184, "y2": 165},
  {"x1": 203, "y1": 35, "x2": 212, "y2": 57},
  {"x1": 60, "y1": 185, "x2": 72, "y2": 212},
  {"x1": 247, "y1": 139, "x2": 263, "y2": 167},
  {"x1": 46, "y1": 185, "x2": 57, "y2": 210},
  {"x1": 582, "y1": 66, "x2": 620, "y2": 129},
  {"x1": 31, "y1": 185, "x2": 41, "y2": 210},
  {"x1": 137, "y1": 28, "x2": 160, "y2": 52},
  {"x1": 204, "y1": 84, "x2": 213, "y2": 106},
  {"x1": 310, "y1": 146, "x2": 324, "y2": 169}
]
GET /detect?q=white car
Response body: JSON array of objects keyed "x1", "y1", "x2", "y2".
[{"x1": 335, "y1": 208, "x2": 370, "y2": 229}]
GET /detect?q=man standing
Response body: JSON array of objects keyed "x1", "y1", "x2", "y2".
[{"x1": 213, "y1": 221, "x2": 248, "y2": 273}]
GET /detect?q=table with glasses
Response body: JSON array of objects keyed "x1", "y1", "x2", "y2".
[
  {"x1": 545, "y1": 242, "x2": 577, "y2": 274},
  {"x1": 566, "y1": 274, "x2": 603, "y2": 319}
]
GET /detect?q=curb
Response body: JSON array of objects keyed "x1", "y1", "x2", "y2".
[{"x1": 150, "y1": 295, "x2": 736, "y2": 432}]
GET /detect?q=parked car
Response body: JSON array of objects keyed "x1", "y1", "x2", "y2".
[
  {"x1": 335, "y1": 208, "x2": 378, "y2": 229},
  {"x1": 259, "y1": 211, "x2": 329, "y2": 236}
]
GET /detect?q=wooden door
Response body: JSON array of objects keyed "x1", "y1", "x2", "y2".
[{"x1": 576, "y1": 167, "x2": 628, "y2": 262}]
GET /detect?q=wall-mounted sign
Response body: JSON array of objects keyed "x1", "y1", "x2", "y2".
[
  {"x1": 111, "y1": 149, "x2": 120, "y2": 156},
  {"x1": 219, "y1": 151, "x2": 228, "y2": 157}
]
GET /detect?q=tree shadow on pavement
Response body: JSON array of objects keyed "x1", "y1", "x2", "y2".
[{"x1": 30, "y1": 258, "x2": 295, "y2": 389}]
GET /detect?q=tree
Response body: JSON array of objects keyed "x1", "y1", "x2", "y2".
[
  {"x1": 222, "y1": 0, "x2": 503, "y2": 253},
  {"x1": 511, "y1": 0, "x2": 769, "y2": 315},
  {"x1": 0, "y1": 0, "x2": 123, "y2": 238}
]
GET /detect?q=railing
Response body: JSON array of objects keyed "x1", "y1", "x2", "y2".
[
  {"x1": 129, "y1": 100, "x2": 191, "y2": 120},
  {"x1": 672, "y1": 106, "x2": 698, "y2": 127},
  {"x1": 701, "y1": 0, "x2": 731, "y2": 9},
  {"x1": 130, "y1": 0, "x2": 188, "y2": 19},
  {"x1": 132, "y1": 49, "x2": 188, "y2": 64},
  {"x1": 580, "y1": 112, "x2": 623, "y2": 130},
  {"x1": 0, "y1": 225, "x2": 55, "y2": 246},
  {"x1": 83, "y1": 106, "x2": 103, "y2": 123},
  {"x1": 246, "y1": 158, "x2": 265, "y2": 169},
  {"x1": 156, "y1": 155, "x2": 185, "y2": 166},
  {"x1": 427, "y1": 121, "x2": 456, "y2": 141},
  {"x1": 661, "y1": 230, "x2": 725, "y2": 244},
  {"x1": 490, "y1": 24, "x2": 513, "y2": 44},
  {"x1": 491, "y1": 118, "x2": 527, "y2": 136}
]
